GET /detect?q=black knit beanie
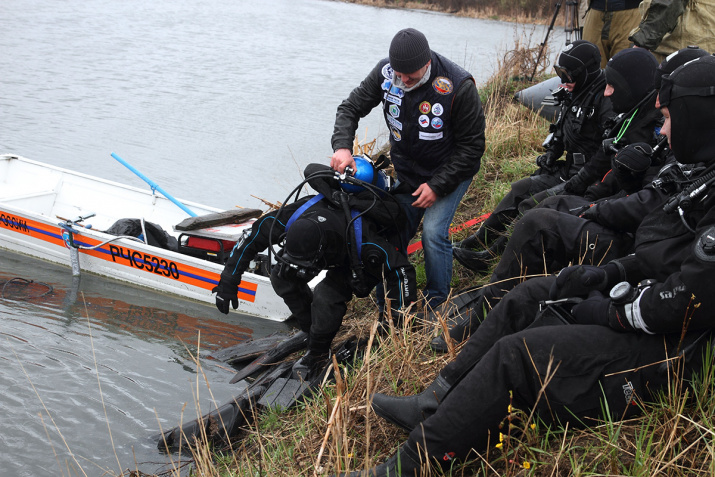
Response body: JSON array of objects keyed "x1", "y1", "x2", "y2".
[
  {"x1": 389, "y1": 28, "x2": 431, "y2": 73},
  {"x1": 605, "y1": 48, "x2": 658, "y2": 113},
  {"x1": 653, "y1": 45, "x2": 709, "y2": 90}
]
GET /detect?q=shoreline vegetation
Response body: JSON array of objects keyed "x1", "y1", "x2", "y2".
[
  {"x1": 336, "y1": 0, "x2": 555, "y2": 24},
  {"x1": 125, "y1": 10, "x2": 715, "y2": 477}
]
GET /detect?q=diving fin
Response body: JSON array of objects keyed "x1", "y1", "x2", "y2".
[
  {"x1": 257, "y1": 335, "x2": 368, "y2": 411},
  {"x1": 258, "y1": 376, "x2": 314, "y2": 411},
  {"x1": 229, "y1": 330, "x2": 309, "y2": 384},
  {"x1": 158, "y1": 360, "x2": 294, "y2": 453},
  {"x1": 208, "y1": 331, "x2": 287, "y2": 366}
]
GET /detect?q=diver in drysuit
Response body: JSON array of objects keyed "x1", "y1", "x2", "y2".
[{"x1": 214, "y1": 159, "x2": 416, "y2": 380}]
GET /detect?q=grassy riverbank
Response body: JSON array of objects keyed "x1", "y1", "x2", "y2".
[{"x1": 135, "y1": 44, "x2": 715, "y2": 477}]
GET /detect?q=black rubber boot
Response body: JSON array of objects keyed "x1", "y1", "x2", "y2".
[
  {"x1": 291, "y1": 349, "x2": 330, "y2": 381},
  {"x1": 333, "y1": 440, "x2": 423, "y2": 476},
  {"x1": 454, "y1": 229, "x2": 484, "y2": 250},
  {"x1": 452, "y1": 247, "x2": 493, "y2": 273},
  {"x1": 414, "y1": 300, "x2": 457, "y2": 325},
  {"x1": 430, "y1": 296, "x2": 486, "y2": 353},
  {"x1": 455, "y1": 212, "x2": 510, "y2": 251},
  {"x1": 453, "y1": 235, "x2": 508, "y2": 273},
  {"x1": 371, "y1": 375, "x2": 451, "y2": 431}
]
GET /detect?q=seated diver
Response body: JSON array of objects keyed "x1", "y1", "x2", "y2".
[
  {"x1": 213, "y1": 158, "x2": 416, "y2": 380},
  {"x1": 334, "y1": 54, "x2": 715, "y2": 477},
  {"x1": 452, "y1": 40, "x2": 612, "y2": 270},
  {"x1": 525, "y1": 45, "x2": 709, "y2": 218},
  {"x1": 454, "y1": 47, "x2": 662, "y2": 273},
  {"x1": 431, "y1": 47, "x2": 701, "y2": 352}
]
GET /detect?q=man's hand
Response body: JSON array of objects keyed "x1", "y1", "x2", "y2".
[
  {"x1": 550, "y1": 265, "x2": 610, "y2": 300},
  {"x1": 330, "y1": 148, "x2": 356, "y2": 173},
  {"x1": 411, "y1": 183, "x2": 437, "y2": 208},
  {"x1": 213, "y1": 282, "x2": 239, "y2": 314},
  {"x1": 570, "y1": 291, "x2": 611, "y2": 326},
  {"x1": 535, "y1": 150, "x2": 558, "y2": 172}
]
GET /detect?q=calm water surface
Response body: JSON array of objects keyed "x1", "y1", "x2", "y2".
[{"x1": 0, "y1": 0, "x2": 563, "y2": 474}]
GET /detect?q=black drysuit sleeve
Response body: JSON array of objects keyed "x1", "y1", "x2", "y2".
[{"x1": 218, "y1": 199, "x2": 308, "y2": 289}]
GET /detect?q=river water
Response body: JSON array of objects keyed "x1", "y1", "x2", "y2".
[{"x1": 0, "y1": 0, "x2": 562, "y2": 475}]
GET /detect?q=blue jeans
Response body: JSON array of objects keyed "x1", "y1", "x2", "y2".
[{"x1": 394, "y1": 178, "x2": 472, "y2": 306}]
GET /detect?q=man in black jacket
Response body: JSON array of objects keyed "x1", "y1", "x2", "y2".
[
  {"x1": 453, "y1": 40, "x2": 613, "y2": 271},
  {"x1": 340, "y1": 54, "x2": 715, "y2": 477},
  {"x1": 331, "y1": 28, "x2": 485, "y2": 309},
  {"x1": 213, "y1": 163, "x2": 416, "y2": 378}
]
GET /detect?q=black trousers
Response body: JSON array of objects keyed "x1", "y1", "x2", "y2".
[
  {"x1": 480, "y1": 207, "x2": 634, "y2": 311},
  {"x1": 412, "y1": 276, "x2": 706, "y2": 462},
  {"x1": 479, "y1": 172, "x2": 564, "y2": 246},
  {"x1": 270, "y1": 268, "x2": 353, "y2": 352}
]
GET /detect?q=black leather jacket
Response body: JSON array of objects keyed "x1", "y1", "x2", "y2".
[{"x1": 332, "y1": 52, "x2": 485, "y2": 197}]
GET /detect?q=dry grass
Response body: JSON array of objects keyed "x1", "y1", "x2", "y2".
[
  {"x1": 124, "y1": 31, "x2": 715, "y2": 477},
  {"x1": 337, "y1": 0, "x2": 551, "y2": 24}
]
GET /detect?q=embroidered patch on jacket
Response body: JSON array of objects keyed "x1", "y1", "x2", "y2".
[
  {"x1": 431, "y1": 117, "x2": 443, "y2": 129},
  {"x1": 432, "y1": 77, "x2": 453, "y2": 95},
  {"x1": 419, "y1": 101, "x2": 431, "y2": 114},
  {"x1": 389, "y1": 104, "x2": 400, "y2": 118},
  {"x1": 381, "y1": 63, "x2": 393, "y2": 79},
  {"x1": 419, "y1": 131, "x2": 443, "y2": 140},
  {"x1": 418, "y1": 115, "x2": 430, "y2": 127},
  {"x1": 386, "y1": 94, "x2": 402, "y2": 105},
  {"x1": 432, "y1": 103, "x2": 444, "y2": 116},
  {"x1": 391, "y1": 127, "x2": 402, "y2": 141},
  {"x1": 387, "y1": 115, "x2": 402, "y2": 130}
]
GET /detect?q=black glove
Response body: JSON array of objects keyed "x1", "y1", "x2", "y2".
[
  {"x1": 612, "y1": 143, "x2": 653, "y2": 194},
  {"x1": 536, "y1": 150, "x2": 559, "y2": 172},
  {"x1": 570, "y1": 291, "x2": 611, "y2": 326},
  {"x1": 563, "y1": 169, "x2": 592, "y2": 195},
  {"x1": 550, "y1": 264, "x2": 618, "y2": 300},
  {"x1": 213, "y1": 281, "x2": 238, "y2": 314},
  {"x1": 579, "y1": 204, "x2": 599, "y2": 221}
]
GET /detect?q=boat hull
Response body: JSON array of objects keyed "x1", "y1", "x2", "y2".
[
  {"x1": 0, "y1": 155, "x2": 290, "y2": 321},
  {"x1": 513, "y1": 76, "x2": 563, "y2": 122}
]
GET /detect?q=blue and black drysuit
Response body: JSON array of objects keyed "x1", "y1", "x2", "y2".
[{"x1": 215, "y1": 165, "x2": 416, "y2": 354}]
